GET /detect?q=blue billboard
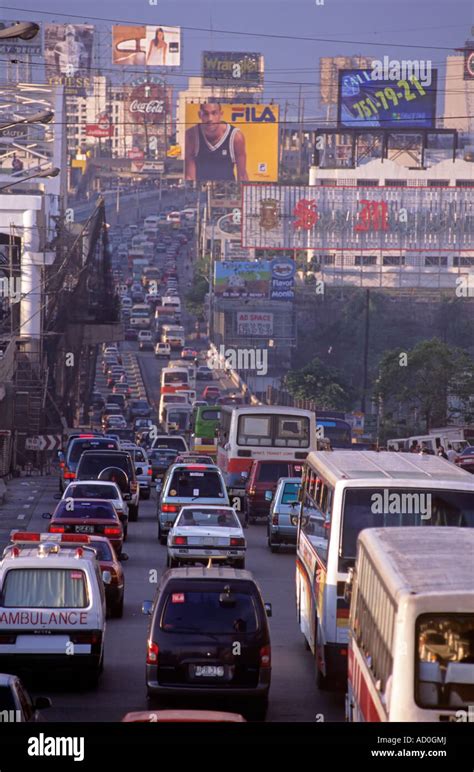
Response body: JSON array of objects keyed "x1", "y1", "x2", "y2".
[{"x1": 337, "y1": 68, "x2": 437, "y2": 129}]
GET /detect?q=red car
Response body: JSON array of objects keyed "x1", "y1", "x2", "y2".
[
  {"x1": 455, "y1": 446, "x2": 474, "y2": 474},
  {"x1": 44, "y1": 499, "x2": 124, "y2": 554},
  {"x1": 245, "y1": 459, "x2": 304, "y2": 522},
  {"x1": 202, "y1": 386, "x2": 220, "y2": 402},
  {"x1": 88, "y1": 535, "x2": 127, "y2": 618}
]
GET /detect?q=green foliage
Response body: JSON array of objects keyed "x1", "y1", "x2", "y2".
[
  {"x1": 184, "y1": 258, "x2": 209, "y2": 317},
  {"x1": 285, "y1": 357, "x2": 353, "y2": 410}
]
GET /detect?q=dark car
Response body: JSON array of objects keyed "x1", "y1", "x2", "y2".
[
  {"x1": 142, "y1": 568, "x2": 272, "y2": 720},
  {"x1": 125, "y1": 328, "x2": 138, "y2": 341},
  {"x1": 128, "y1": 399, "x2": 152, "y2": 421},
  {"x1": 91, "y1": 392, "x2": 105, "y2": 410},
  {"x1": 75, "y1": 450, "x2": 140, "y2": 521},
  {"x1": 105, "y1": 394, "x2": 127, "y2": 412},
  {"x1": 44, "y1": 499, "x2": 124, "y2": 554},
  {"x1": 245, "y1": 460, "x2": 303, "y2": 522},
  {"x1": 148, "y1": 448, "x2": 179, "y2": 480},
  {"x1": 0, "y1": 673, "x2": 51, "y2": 722},
  {"x1": 59, "y1": 436, "x2": 119, "y2": 493}
]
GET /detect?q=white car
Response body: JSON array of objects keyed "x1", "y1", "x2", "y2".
[
  {"x1": 61, "y1": 480, "x2": 129, "y2": 539},
  {"x1": 155, "y1": 342, "x2": 171, "y2": 358},
  {"x1": 166, "y1": 505, "x2": 246, "y2": 568},
  {"x1": 120, "y1": 443, "x2": 152, "y2": 500}
]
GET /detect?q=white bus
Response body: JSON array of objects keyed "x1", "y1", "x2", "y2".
[
  {"x1": 161, "y1": 324, "x2": 185, "y2": 350},
  {"x1": 295, "y1": 451, "x2": 474, "y2": 690},
  {"x1": 160, "y1": 367, "x2": 190, "y2": 392},
  {"x1": 217, "y1": 405, "x2": 316, "y2": 478},
  {"x1": 387, "y1": 426, "x2": 474, "y2": 454},
  {"x1": 346, "y1": 527, "x2": 474, "y2": 722}
]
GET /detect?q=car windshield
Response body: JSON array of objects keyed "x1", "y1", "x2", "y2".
[
  {"x1": 66, "y1": 484, "x2": 118, "y2": 500},
  {"x1": 176, "y1": 509, "x2": 240, "y2": 528},
  {"x1": 169, "y1": 469, "x2": 224, "y2": 499},
  {"x1": 68, "y1": 439, "x2": 118, "y2": 463},
  {"x1": 55, "y1": 501, "x2": 117, "y2": 519},
  {"x1": 2, "y1": 569, "x2": 88, "y2": 608},
  {"x1": 154, "y1": 438, "x2": 187, "y2": 452},
  {"x1": 161, "y1": 591, "x2": 258, "y2": 634},
  {"x1": 257, "y1": 462, "x2": 292, "y2": 483}
]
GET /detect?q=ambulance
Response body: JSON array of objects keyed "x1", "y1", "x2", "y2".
[{"x1": 0, "y1": 533, "x2": 109, "y2": 686}]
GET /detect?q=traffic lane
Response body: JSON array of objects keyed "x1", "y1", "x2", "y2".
[{"x1": 245, "y1": 521, "x2": 344, "y2": 722}]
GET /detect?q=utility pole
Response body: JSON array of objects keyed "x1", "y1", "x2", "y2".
[
  {"x1": 280, "y1": 100, "x2": 288, "y2": 170},
  {"x1": 297, "y1": 86, "x2": 304, "y2": 179}
]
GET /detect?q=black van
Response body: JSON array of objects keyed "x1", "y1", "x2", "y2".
[
  {"x1": 142, "y1": 567, "x2": 272, "y2": 720},
  {"x1": 75, "y1": 450, "x2": 140, "y2": 521}
]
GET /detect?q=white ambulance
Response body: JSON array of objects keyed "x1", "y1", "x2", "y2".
[{"x1": 0, "y1": 532, "x2": 109, "y2": 687}]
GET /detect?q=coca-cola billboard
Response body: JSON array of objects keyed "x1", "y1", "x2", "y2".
[{"x1": 127, "y1": 84, "x2": 170, "y2": 125}]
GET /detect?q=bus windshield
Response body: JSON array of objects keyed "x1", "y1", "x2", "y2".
[{"x1": 341, "y1": 488, "x2": 474, "y2": 563}]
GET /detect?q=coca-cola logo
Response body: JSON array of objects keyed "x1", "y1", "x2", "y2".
[{"x1": 130, "y1": 99, "x2": 165, "y2": 114}]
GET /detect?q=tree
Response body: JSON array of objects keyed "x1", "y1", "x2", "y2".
[
  {"x1": 183, "y1": 257, "x2": 209, "y2": 317},
  {"x1": 284, "y1": 357, "x2": 352, "y2": 410},
  {"x1": 376, "y1": 338, "x2": 474, "y2": 432}
]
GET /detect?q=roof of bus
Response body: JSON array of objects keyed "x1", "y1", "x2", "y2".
[
  {"x1": 305, "y1": 450, "x2": 473, "y2": 486},
  {"x1": 358, "y1": 527, "x2": 474, "y2": 595},
  {"x1": 220, "y1": 405, "x2": 314, "y2": 417}
]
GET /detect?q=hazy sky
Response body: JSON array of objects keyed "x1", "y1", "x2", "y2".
[{"x1": 2, "y1": 0, "x2": 472, "y2": 117}]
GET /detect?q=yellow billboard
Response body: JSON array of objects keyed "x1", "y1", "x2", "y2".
[{"x1": 184, "y1": 102, "x2": 279, "y2": 183}]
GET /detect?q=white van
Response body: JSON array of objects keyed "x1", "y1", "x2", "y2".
[
  {"x1": 159, "y1": 393, "x2": 189, "y2": 424},
  {"x1": 161, "y1": 296, "x2": 181, "y2": 316},
  {"x1": 0, "y1": 532, "x2": 108, "y2": 686}
]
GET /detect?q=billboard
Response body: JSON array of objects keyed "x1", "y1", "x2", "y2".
[
  {"x1": 214, "y1": 258, "x2": 295, "y2": 299},
  {"x1": 319, "y1": 56, "x2": 373, "y2": 105},
  {"x1": 85, "y1": 112, "x2": 114, "y2": 138},
  {"x1": 184, "y1": 103, "x2": 279, "y2": 183},
  {"x1": 127, "y1": 83, "x2": 171, "y2": 125},
  {"x1": 0, "y1": 21, "x2": 42, "y2": 55},
  {"x1": 44, "y1": 24, "x2": 94, "y2": 96},
  {"x1": 242, "y1": 184, "x2": 474, "y2": 251},
  {"x1": 237, "y1": 311, "x2": 273, "y2": 337},
  {"x1": 202, "y1": 51, "x2": 263, "y2": 86},
  {"x1": 464, "y1": 47, "x2": 474, "y2": 80},
  {"x1": 338, "y1": 68, "x2": 437, "y2": 129},
  {"x1": 112, "y1": 25, "x2": 181, "y2": 67}
]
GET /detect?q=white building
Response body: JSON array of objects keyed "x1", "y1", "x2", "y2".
[{"x1": 442, "y1": 54, "x2": 474, "y2": 135}]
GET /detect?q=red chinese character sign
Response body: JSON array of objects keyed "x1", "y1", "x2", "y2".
[{"x1": 242, "y1": 184, "x2": 473, "y2": 252}]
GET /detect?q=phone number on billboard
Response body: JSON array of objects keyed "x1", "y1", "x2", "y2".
[{"x1": 350, "y1": 77, "x2": 428, "y2": 120}]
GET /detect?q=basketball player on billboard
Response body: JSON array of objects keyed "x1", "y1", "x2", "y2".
[{"x1": 185, "y1": 102, "x2": 248, "y2": 182}]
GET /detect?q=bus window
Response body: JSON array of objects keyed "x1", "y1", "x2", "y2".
[
  {"x1": 275, "y1": 416, "x2": 310, "y2": 448},
  {"x1": 301, "y1": 486, "x2": 330, "y2": 566},
  {"x1": 237, "y1": 414, "x2": 272, "y2": 447},
  {"x1": 416, "y1": 615, "x2": 474, "y2": 709}
]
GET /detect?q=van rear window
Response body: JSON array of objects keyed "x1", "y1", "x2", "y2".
[
  {"x1": 69, "y1": 439, "x2": 118, "y2": 463},
  {"x1": 2, "y1": 569, "x2": 88, "y2": 608},
  {"x1": 257, "y1": 462, "x2": 292, "y2": 483},
  {"x1": 161, "y1": 591, "x2": 258, "y2": 634}
]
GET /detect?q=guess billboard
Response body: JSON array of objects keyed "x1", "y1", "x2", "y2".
[{"x1": 127, "y1": 84, "x2": 170, "y2": 124}]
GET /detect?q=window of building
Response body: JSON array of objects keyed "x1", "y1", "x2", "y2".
[
  {"x1": 382, "y1": 255, "x2": 405, "y2": 266},
  {"x1": 355, "y1": 255, "x2": 377, "y2": 266}
]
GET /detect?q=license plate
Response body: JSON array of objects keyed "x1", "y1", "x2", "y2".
[
  {"x1": 194, "y1": 665, "x2": 224, "y2": 677},
  {"x1": 75, "y1": 525, "x2": 94, "y2": 534}
]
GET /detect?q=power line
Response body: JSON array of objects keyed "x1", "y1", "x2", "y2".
[{"x1": 0, "y1": 5, "x2": 464, "y2": 51}]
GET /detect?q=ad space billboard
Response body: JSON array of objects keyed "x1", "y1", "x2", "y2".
[
  {"x1": 202, "y1": 51, "x2": 263, "y2": 86},
  {"x1": 44, "y1": 24, "x2": 94, "y2": 96},
  {"x1": 112, "y1": 25, "x2": 181, "y2": 67},
  {"x1": 184, "y1": 102, "x2": 278, "y2": 183},
  {"x1": 338, "y1": 68, "x2": 437, "y2": 129}
]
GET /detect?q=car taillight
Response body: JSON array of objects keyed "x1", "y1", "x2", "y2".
[
  {"x1": 260, "y1": 645, "x2": 271, "y2": 669},
  {"x1": 147, "y1": 640, "x2": 159, "y2": 665},
  {"x1": 272, "y1": 514, "x2": 279, "y2": 525},
  {"x1": 147, "y1": 468, "x2": 153, "y2": 476},
  {"x1": 59, "y1": 461, "x2": 65, "y2": 469},
  {"x1": 162, "y1": 504, "x2": 178, "y2": 512},
  {"x1": 248, "y1": 487, "x2": 256, "y2": 496},
  {"x1": 104, "y1": 527, "x2": 122, "y2": 536},
  {"x1": 230, "y1": 537, "x2": 245, "y2": 547},
  {"x1": 172, "y1": 535, "x2": 187, "y2": 546},
  {"x1": 0, "y1": 633, "x2": 17, "y2": 644},
  {"x1": 49, "y1": 525, "x2": 65, "y2": 533},
  {"x1": 64, "y1": 470, "x2": 76, "y2": 479}
]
